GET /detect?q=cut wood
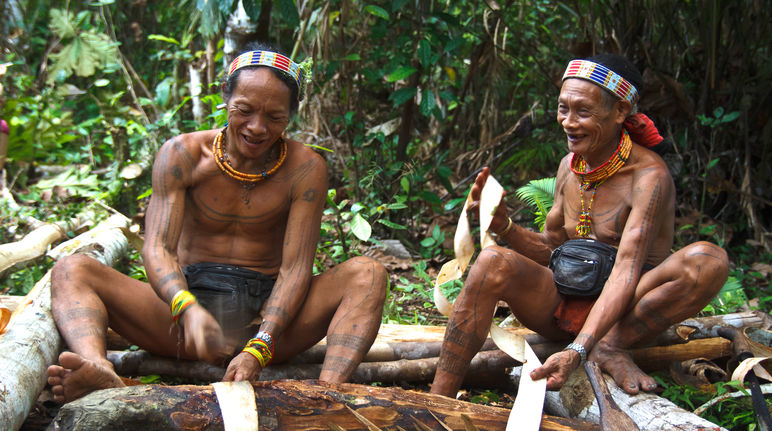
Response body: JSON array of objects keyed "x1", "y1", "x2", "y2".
[
  {"x1": 51, "y1": 379, "x2": 599, "y2": 431},
  {"x1": 631, "y1": 337, "x2": 732, "y2": 371},
  {"x1": 0, "y1": 213, "x2": 130, "y2": 431},
  {"x1": 510, "y1": 366, "x2": 726, "y2": 431},
  {"x1": 583, "y1": 361, "x2": 639, "y2": 431}
]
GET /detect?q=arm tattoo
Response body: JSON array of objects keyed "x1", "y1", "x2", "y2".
[{"x1": 302, "y1": 188, "x2": 317, "y2": 202}]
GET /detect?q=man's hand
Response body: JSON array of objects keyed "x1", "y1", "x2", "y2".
[
  {"x1": 223, "y1": 351, "x2": 262, "y2": 382},
  {"x1": 469, "y1": 167, "x2": 510, "y2": 233},
  {"x1": 179, "y1": 304, "x2": 228, "y2": 365},
  {"x1": 530, "y1": 349, "x2": 581, "y2": 390}
]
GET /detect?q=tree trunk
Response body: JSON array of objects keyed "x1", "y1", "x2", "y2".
[
  {"x1": 510, "y1": 367, "x2": 725, "y2": 431},
  {"x1": 0, "y1": 214, "x2": 130, "y2": 431},
  {"x1": 649, "y1": 311, "x2": 772, "y2": 346},
  {"x1": 51, "y1": 379, "x2": 599, "y2": 431}
]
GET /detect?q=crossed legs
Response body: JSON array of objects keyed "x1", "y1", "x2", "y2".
[{"x1": 430, "y1": 241, "x2": 728, "y2": 397}]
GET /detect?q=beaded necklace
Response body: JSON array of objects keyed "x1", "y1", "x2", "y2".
[
  {"x1": 571, "y1": 130, "x2": 632, "y2": 237},
  {"x1": 212, "y1": 128, "x2": 288, "y2": 204}
]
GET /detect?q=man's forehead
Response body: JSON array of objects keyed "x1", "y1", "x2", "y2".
[{"x1": 559, "y1": 79, "x2": 605, "y2": 101}]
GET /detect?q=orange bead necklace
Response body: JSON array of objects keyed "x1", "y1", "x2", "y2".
[
  {"x1": 212, "y1": 128, "x2": 288, "y2": 203},
  {"x1": 571, "y1": 130, "x2": 632, "y2": 237}
]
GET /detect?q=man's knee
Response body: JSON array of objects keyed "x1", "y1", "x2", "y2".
[
  {"x1": 51, "y1": 254, "x2": 102, "y2": 296},
  {"x1": 681, "y1": 241, "x2": 729, "y2": 295},
  {"x1": 342, "y1": 255, "x2": 388, "y2": 304},
  {"x1": 466, "y1": 245, "x2": 522, "y2": 295}
]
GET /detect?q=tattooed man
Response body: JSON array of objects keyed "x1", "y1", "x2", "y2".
[
  {"x1": 431, "y1": 54, "x2": 728, "y2": 397},
  {"x1": 46, "y1": 42, "x2": 387, "y2": 403}
]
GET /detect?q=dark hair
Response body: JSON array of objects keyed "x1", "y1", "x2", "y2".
[
  {"x1": 223, "y1": 41, "x2": 300, "y2": 114},
  {"x1": 586, "y1": 53, "x2": 643, "y2": 110}
]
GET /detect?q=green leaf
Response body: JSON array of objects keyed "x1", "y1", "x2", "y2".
[
  {"x1": 389, "y1": 87, "x2": 417, "y2": 106},
  {"x1": 720, "y1": 111, "x2": 740, "y2": 123},
  {"x1": 387, "y1": 67, "x2": 417, "y2": 83},
  {"x1": 344, "y1": 53, "x2": 361, "y2": 61},
  {"x1": 365, "y1": 5, "x2": 390, "y2": 20},
  {"x1": 420, "y1": 237, "x2": 436, "y2": 247},
  {"x1": 419, "y1": 90, "x2": 435, "y2": 117},
  {"x1": 418, "y1": 190, "x2": 442, "y2": 204},
  {"x1": 400, "y1": 176, "x2": 410, "y2": 193},
  {"x1": 418, "y1": 39, "x2": 432, "y2": 68},
  {"x1": 275, "y1": 0, "x2": 300, "y2": 28},
  {"x1": 93, "y1": 79, "x2": 110, "y2": 87},
  {"x1": 713, "y1": 106, "x2": 725, "y2": 119},
  {"x1": 377, "y1": 219, "x2": 407, "y2": 230},
  {"x1": 706, "y1": 157, "x2": 720, "y2": 170},
  {"x1": 350, "y1": 213, "x2": 372, "y2": 241},
  {"x1": 148, "y1": 34, "x2": 181, "y2": 45}
]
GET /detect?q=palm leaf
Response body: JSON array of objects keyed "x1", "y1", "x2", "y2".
[{"x1": 515, "y1": 177, "x2": 556, "y2": 232}]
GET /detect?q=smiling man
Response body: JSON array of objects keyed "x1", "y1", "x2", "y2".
[
  {"x1": 46, "y1": 41, "x2": 387, "y2": 403},
  {"x1": 430, "y1": 54, "x2": 728, "y2": 396}
]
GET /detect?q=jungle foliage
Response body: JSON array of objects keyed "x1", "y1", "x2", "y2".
[
  {"x1": 1, "y1": 0, "x2": 769, "y2": 307},
  {"x1": 1, "y1": 0, "x2": 771, "y2": 428}
]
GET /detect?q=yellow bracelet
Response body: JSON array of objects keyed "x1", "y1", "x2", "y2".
[
  {"x1": 498, "y1": 217, "x2": 514, "y2": 236},
  {"x1": 170, "y1": 290, "x2": 197, "y2": 324}
]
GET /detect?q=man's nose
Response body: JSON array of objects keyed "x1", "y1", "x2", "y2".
[{"x1": 246, "y1": 115, "x2": 268, "y2": 134}]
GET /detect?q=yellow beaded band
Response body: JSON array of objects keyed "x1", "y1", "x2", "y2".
[
  {"x1": 242, "y1": 336, "x2": 273, "y2": 368},
  {"x1": 170, "y1": 290, "x2": 197, "y2": 325}
]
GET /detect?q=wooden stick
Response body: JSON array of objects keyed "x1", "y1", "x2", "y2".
[{"x1": 584, "y1": 361, "x2": 640, "y2": 431}]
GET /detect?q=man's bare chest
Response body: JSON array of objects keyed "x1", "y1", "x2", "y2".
[{"x1": 561, "y1": 179, "x2": 633, "y2": 244}]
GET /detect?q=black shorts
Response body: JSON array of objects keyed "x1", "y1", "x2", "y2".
[{"x1": 182, "y1": 262, "x2": 274, "y2": 347}]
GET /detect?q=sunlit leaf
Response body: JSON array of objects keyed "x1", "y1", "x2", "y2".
[
  {"x1": 350, "y1": 213, "x2": 372, "y2": 241},
  {"x1": 387, "y1": 67, "x2": 417, "y2": 83}
]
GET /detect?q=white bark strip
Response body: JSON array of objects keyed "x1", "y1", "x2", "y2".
[
  {"x1": 510, "y1": 367, "x2": 726, "y2": 431},
  {"x1": 434, "y1": 174, "x2": 546, "y2": 431},
  {"x1": 212, "y1": 381, "x2": 258, "y2": 431},
  {"x1": 0, "y1": 214, "x2": 130, "y2": 431}
]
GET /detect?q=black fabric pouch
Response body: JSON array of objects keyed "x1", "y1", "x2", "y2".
[
  {"x1": 548, "y1": 239, "x2": 617, "y2": 297},
  {"x1": 181, "y1": 262, "x2": 275, "y2": 338}
]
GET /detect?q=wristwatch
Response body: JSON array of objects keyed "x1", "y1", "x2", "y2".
[{"x1": 564, "y1": 342, "x2": 587, "y2": 363}]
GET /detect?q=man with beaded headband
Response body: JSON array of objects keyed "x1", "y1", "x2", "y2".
[
  {"x1": 46, "y1": 41, "x2": 388, "y2": 403},
  {"x1": 430, "y1": 53, "x2": 728, "y2": 396}
]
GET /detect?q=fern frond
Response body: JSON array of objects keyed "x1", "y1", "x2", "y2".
[{"x1": 515, "y1": 177, "x2": 556, "y2": 232}]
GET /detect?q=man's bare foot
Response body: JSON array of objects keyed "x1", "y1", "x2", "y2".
[
  {"x1": 589, "y1": 341, "x2": 657, "y2": 395},
  {"x1": 46, "y1": 351, "x2": 125, "y2": 403}
]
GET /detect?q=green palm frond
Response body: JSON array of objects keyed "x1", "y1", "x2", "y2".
[{"x1": 515, "y1": 177, "x2": 556, "y2": 232}]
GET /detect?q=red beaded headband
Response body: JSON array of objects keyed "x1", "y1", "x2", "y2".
[{"x1": 562, "y1": 59, "x2": 639, "y2": 104}]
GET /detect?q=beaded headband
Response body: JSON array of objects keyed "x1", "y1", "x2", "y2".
[
  {"x1": 562, "y1": 59, "x2": 639, "y2": 104},
  {"x1": 228, "y1": 50, "x2": 304, "y2": 97}
]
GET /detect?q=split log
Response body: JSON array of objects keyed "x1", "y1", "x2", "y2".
[
  {"x1": 0, "y1": 214, "x2": 130, "y2": 431},
  {"x1": 510, "y1": 367, "x2": 726, "y2": 431},
  {"x1": 51, "y1": 379, "x2": 600, "y2": 431}
]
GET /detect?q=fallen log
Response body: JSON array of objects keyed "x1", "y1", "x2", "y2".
[
  {"x1": 108, "y1": 349, "x2": 522, "y2": 387},
  {"x1": 51, "y1": 379, "x2": 600, "y2": 431},
  {"x1": 0, "y1": 213, "x2": 130, "y2": 431},
  {"x1": 650, "y1": 311, "x2": 772, "y2": 346},
  {"x1": 510, "y1": 366, "x2": 726, "y2": 431}
]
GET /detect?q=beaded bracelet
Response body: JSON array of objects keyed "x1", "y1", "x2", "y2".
[
  {"x1": 170, "y1": 290, "x2": 197, "y2": 324},
  {"x1": 242, "y1": 336, "x2": 273, "y2": 368}
]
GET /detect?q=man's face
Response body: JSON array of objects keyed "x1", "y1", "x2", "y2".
[
  {"x1": 556, "y1": 79, "x2": 626, "y2": 161},
  {"x1": 225, "y1": 68, "x2": 291, "y2": 160}
]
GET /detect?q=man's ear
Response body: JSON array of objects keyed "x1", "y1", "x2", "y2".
[{"x1": 614, "y1": 100, "x2": 632, "y2": 124}]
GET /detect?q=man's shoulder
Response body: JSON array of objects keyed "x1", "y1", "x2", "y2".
[
  {"x1": 160, "y1": 129, "x2": 219, "y2": 160},
  {"x1": 629, "y1": 144, "x2": 671, "y2": 178}
]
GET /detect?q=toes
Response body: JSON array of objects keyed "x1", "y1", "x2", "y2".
[{"x1": 59, "y1": 351, "x2": 86, "y2": 369}]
